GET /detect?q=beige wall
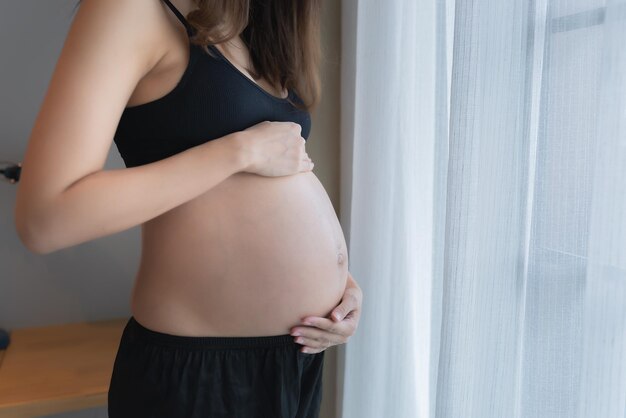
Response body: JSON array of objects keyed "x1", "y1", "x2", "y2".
[
  {"x1": 310, "y1": 0, "x2": 342, "y2": 214},
  {"x1": 308, "y1": 0, "x2": 342, "y2": 417}
]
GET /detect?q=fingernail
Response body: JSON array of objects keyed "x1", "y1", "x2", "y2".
[{"x1": 291, "y1": 331, "x2": 301, "y2": 336}]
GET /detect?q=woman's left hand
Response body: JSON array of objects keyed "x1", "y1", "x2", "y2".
[{"x1": 290, "y1": 270, "x2": 363, "y2": 354}]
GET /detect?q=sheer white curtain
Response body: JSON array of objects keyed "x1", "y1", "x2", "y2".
[{"x1": 337, "y1": 0, "x2": 626, "y2": 417}]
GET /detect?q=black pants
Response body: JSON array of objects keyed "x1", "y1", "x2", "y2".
[{"x1": 108, "y1": 316, "x2": 325, "y2": 418}]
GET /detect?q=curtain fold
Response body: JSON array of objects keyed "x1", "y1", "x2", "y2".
[
  {"x1": 436, "y1": 0, "x2": 533, "y2": 416},
  {"x1": 576, "y1": 2, "x2": 626, "y2": 416},
  {"x1": 338, "y1": 0, "x2": 626, "y2": 417}
]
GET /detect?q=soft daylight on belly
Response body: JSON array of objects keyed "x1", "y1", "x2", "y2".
[{"x1": 135, "y1": 170, "x2": 349, "y2": 336}]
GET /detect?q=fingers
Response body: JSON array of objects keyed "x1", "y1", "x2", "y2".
[
  {"x1": 299, "y1": 345, "x2": 324, "y2": 354},
  {"x1": 291, "y1": 310, "x2": 360, "y2": 354},
  {"x1": 291, "y1": 322, "x2": 353, "y2": 354},
  {"x1": 301, "y1": 316, "x2": 341, "y2": 332},
  {"x1": 292, "y1": 315, "x2": 354, "y2": 339},
  {"x1": 300, "y1": 156, "x2": 314, "y2": 172},
  {"x1": 300, "y1": 139, "x2": 312, "y2": 165},
  {"x1": 292, "y1": 329, "x2": 344, "y2": 354},
  {"x1": 294, "y1": 324, "x2": 348, "y2": 343},
  {"x1": 293, "y1": 134, "x2": 313, "y2": 172},
  {"x1": 330, "y1": 288, "x2": 361, "y2": 321},
  {"x1": 292, "y1": 272, "x2": 362, "y2": 353},
  {"x1": 290, "y1": 121, "x2": 302, "y2": 136},
  {"x1": 295, "y1": 333, "x2": 334, "y2": 354},
  {"x1": 311, "y1": 314, "x2": 357, "y2": 333}
]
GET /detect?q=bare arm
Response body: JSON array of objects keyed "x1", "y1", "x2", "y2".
[
  {"x1": 14, "y1": 0, "x2": 246, "y2": 254},
  {"x1": 19, "y1": 135, "x2": 246, "y2": 254}
]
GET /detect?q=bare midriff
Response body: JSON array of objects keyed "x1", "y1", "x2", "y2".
[{"x1": 130, "y1": 169, "x2": 349, "y2": 337}]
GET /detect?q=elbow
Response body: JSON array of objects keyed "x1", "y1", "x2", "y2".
[{"x1": 14, "y1": 204, "x2": 57, "y2": 255}]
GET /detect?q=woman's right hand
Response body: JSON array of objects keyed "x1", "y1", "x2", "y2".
[{"x1": 236, "y1": 121, "x2": 314, "y2": 177}]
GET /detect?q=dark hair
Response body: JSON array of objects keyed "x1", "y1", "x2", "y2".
[{"x1": 73, "y1": 0, "x2": 322, "y2": 112}]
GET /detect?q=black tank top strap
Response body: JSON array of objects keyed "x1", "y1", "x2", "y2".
[
  {"x1": 114, "y1": 0, "x2": 312, "y2": 169},
  {"x1": 161, "y1": 0, "x2": 195, "y2": 37}
]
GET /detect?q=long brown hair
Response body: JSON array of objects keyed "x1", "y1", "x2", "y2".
[
  {"x1": 189, "y1": 0, "x2": 322, "y2": 112},
  {"x1": 74, "y1": 0, "x2": 322, "y2": 112}
]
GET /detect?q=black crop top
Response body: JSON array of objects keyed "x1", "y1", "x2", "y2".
[{"x1": 113, "y1": 0, "x2": 312, "y2": 168}]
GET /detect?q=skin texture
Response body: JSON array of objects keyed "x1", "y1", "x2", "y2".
[
  {"x1": 14, "y1": 0, "x2": 361, "y2": 353},
  {"x1": 292, "y1": 270, "x2": 363, "y2": 354}
]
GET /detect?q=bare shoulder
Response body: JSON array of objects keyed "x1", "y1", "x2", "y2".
[{"x1": 71, "y1": 0, "x2": 173, "y2": 71}]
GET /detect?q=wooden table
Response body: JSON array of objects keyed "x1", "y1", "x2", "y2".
[{"x1": 0, "y1": 317, "x2": 128, "y2": 418}]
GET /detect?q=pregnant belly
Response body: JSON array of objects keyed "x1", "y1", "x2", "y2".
[{"x1": 131, "y1": 170, "x2": 349, "y2": 337}]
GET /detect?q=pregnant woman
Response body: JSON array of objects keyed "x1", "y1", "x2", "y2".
[{"x1": 13, "y1": 0, "x2": 363, "y2": 416}]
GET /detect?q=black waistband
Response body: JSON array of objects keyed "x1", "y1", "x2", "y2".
[{"x1": 125, "y1": 316, "x2": 297, "y2": 350}]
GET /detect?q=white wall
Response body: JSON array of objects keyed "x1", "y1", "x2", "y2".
[{"x1": 0, "y1": 1, "x2": 342, "y2": 417}]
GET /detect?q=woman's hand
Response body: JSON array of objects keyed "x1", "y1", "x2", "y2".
[
  {"x1": 290, "y1": 270, "x2": 363, "y2": 354},
  {"x1": 238, "y1": 121, "x2": 314, "y2": 177}
]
